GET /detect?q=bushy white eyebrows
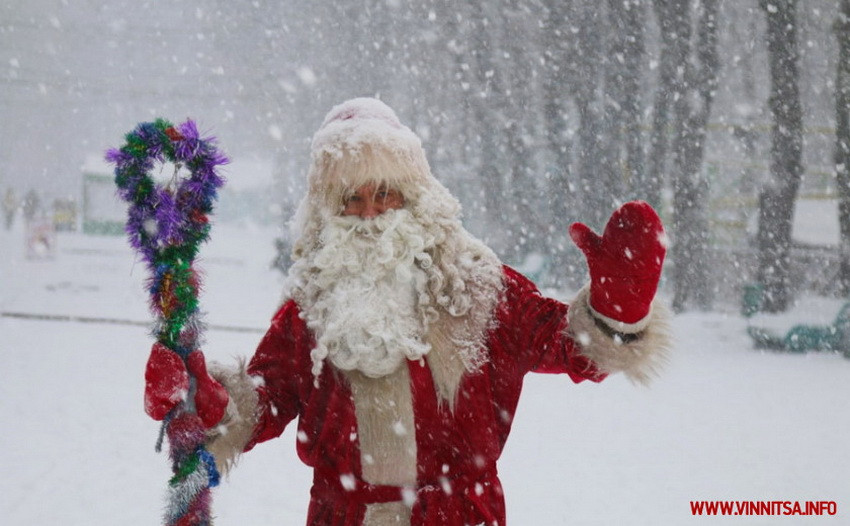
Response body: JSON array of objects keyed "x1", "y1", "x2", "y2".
[{"x1": 343, "y1": 184, "x2": 402, "y2": 201}]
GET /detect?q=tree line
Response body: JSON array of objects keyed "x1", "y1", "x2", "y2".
[{"x1": 206, "y1": 0, "x2": 846, "y2": 313}]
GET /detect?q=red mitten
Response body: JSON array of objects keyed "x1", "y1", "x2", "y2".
[
  {"x1": 186, "y1": 350, "x2": 229, "y2": 428},
  {"x1": 569, "y1": 201, "x2": 666, "y2": 328},
  {"x1": 144, "y1": 342, "x2": 189, "y2": 421}
]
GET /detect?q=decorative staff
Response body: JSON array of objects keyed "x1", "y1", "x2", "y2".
[{"x1": 106, "y1": 119, "x2": 229, "y2": 525}]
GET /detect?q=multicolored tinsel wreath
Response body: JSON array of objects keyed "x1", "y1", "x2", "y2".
[{"x1": 106, "y1": 119, "x2": 228, "y2": 526}]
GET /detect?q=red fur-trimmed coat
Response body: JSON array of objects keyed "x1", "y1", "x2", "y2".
[{"x1": 209, "y1": 266, "x2": 669, "y2": 525}]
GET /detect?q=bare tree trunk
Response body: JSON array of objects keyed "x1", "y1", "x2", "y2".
[
  {"x1": 541, "y1": 0, "x2": 573, "y2": 195},
  {"x1": 573, "y1": 2, "x2": 610, "y2": 228},
  {"x1": 502, "y1": 6, "x2": 542, "y2": 260},
  {"x1": 730, "y1": 15, "x2": 760, "y2": 231},
  {"x1": 541, "y1": 0, "x2": 576, "y2": 280},
  {"x1": 605, "y1": 0, "x2": 647, "y2": 200},
  {"x1": 647, "y1": 0, "x2": 683, "y2": 211},
  {"x1": 654, "y1": 0, "x2": 719, "y2": 312},
  {"x1": 620, "y1": 0, "x2": 648, "y2": 198},
  {"x1": 432, "y1": 0, "x2": 476, "y2": 173},
  {"x1": 835, "y1": 0, "x2": 850, "y2": 295},
  {"x1": 757, "y1": 0, "x2": 804, "y2": 312},
  {"x1": 467, "y1": 0, "x2": 506, "y2": 236}
]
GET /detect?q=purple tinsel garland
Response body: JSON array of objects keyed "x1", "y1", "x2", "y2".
[{"x1": 106, "y1": 119, "x2": 227, "y2": 266}]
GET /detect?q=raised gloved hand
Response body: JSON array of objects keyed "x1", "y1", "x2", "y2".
[
  {"x1": 144, "y1": 343, "x2": 229, "y2": 428},
  {"x1": 569, "y1": 201, "x2": 666, "y2": 329}
]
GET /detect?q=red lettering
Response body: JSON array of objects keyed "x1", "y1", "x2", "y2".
[
  {"x1": 690, "y1": 501, "x2": 705, "y2": 515},
  {"x1": 690, "y1": 499, "x2": 838, "y2": 516}
]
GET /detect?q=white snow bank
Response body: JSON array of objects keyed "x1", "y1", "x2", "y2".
[{"x1": 793, "y1": 198, "x2": 839, "y2": 247}]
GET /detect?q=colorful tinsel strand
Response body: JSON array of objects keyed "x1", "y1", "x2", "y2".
[{"x1": 107, "y1": 119, "x2": 228, "y2": 526}]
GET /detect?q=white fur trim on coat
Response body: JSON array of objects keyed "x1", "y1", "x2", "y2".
[
  {"x1": 567, "y1": 285, "x2": 671, "y2": 385},
  {"x1": 205, "y1": 358, "x2": 260, "y2": 476},
  {"x1": 345, "y1": 367, "x2": 418, "y2": 525}
]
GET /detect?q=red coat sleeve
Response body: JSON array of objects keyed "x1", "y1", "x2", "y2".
[
  {"x1": 493, "y1": 266, "x2": 606, "y2": 383},
  {"x1": 243, "y1": 299, "x2": 309, "y2": 452}
]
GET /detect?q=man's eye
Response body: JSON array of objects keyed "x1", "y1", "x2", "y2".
[{"x1": 346, "y1": 195, "x2": 362, "y2": 203}]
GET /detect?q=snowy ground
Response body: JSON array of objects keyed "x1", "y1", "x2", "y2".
[{"x1": 1, "y1": 220, "x2": 849, "y2": 525}]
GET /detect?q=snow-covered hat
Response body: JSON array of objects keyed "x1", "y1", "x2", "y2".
[{"x1": 304, "y1": 97, "x2": 457, "y2": 217}]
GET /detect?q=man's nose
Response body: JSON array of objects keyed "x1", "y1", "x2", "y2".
[{"x1": 360, "y1": 198, "x2": 381, "y2": 218}]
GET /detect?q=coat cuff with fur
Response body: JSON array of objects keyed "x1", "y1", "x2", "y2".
[
  {"x1": 567, "y1": 284, "x2": 671, "y2": 385},
  {"x1": 206, "y1": 358, "x2": 260, "y2": 476}
]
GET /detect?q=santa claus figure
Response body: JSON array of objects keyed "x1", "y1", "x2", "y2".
[{"x1": 144, "y1": 98, "x2": 671, "y2": 525}]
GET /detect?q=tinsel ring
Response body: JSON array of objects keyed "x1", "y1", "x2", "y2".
[{"x1": 106, "y1": 118, "x2": 227, "y2": 266}]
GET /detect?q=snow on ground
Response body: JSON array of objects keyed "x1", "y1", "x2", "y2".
[{"x1": 1, "y1": 222, "x2": 849, "y2": 525}]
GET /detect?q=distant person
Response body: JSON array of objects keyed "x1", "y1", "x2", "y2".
[
  {"x1": 2, "y1": 187, "x2": 17, "y2": 229},
  {"x1": 22, "y1": 189, "x2": 41, "y2": 223},
  {"x1": 143, "y1": 98, "x2": 672, "y2": 525}
]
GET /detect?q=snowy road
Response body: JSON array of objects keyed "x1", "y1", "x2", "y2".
[{"x1": 1, "y1": 226, "x2": 848, "y2": 525}]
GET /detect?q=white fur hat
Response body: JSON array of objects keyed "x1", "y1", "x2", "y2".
[{"x1": 304, "y1": 97, "x2": 457, "y2": 217}]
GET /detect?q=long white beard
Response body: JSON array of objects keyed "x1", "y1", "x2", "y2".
[{"x1": 301, "y1": 209, "x2": 434, "y2": 380}]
